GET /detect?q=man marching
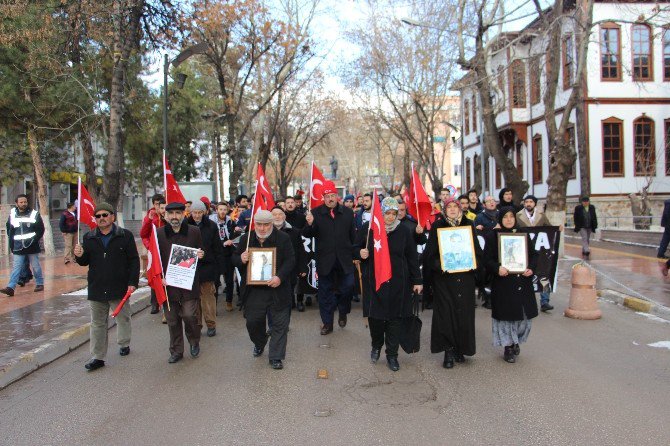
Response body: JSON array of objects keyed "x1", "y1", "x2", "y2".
[
  {"x1": 74, "y1": 202, "x2": 140, "y2": 371},
  {"x1": 157, "y1": 202, "x2": 204, "y2": 364},
  {"x1": 233, "y1": 210, "x2": 295, "y2": 370}
]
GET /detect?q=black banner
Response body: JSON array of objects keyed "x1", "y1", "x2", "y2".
[
  {"x1": 297, "y1": 236, "x2": 318, "y2": 293},
  {"x1": 476, "y1": 226, "x2": 561, "y2": 292}
]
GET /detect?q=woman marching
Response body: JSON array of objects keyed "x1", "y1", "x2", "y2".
[
  {"x1": 483, "y1": 207, "x2": 538, "y2": 363},
  {"x1": 423, "y1": 196, "x2": 483, "y2": 369},
  {"x1": 355, "y1": 197, "x2": 422, "y2": 372}
]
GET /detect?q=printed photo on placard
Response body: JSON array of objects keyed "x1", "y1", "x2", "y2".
[
  {"x1": 437, "y1": 226, "x2": 477, "y2": 273},
  {"x1": 247, "y1": 247, "x2": 277, "y2": 285},
  {"x1": 498, "y1": 233, "x2": 528, "y2": 273}
]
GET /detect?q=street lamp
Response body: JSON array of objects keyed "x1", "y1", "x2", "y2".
[{"x1": 163, "y1": 42, "x2": 209, "y2": 156}]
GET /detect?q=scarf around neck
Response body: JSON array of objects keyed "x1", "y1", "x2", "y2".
[{"x1": 385, "y1": 219, "x2": 401, "y2": 233}]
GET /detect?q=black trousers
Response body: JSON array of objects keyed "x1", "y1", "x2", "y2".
[
  {"x1": 245, "y1": 293, "x2": 290, "y2": 361},
  {"x1": 368, "y1": 317, "x2": 402, "y2": 357},
  {"x1": 221, "y1": 255, "x2": 235, "y2": 302}
]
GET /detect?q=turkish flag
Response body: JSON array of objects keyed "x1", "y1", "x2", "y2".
[
  {"x1": 407, "y1": 163, "x2": 433, "y2": 228},
  {"x1": 370, "y1": 189, "x2": 392, "y2": 291},
  {"x1": 309, "y1": 162, "x2": 326, "y2": 209},
  {"x1": 147, "y1": 225, "x2": 168, "y2": 306},
  {"x1": 163, "y1": 152, "x2": 186, "y2": 204},
  {"x1": 256, "y1": 163, "x2": 275, "y2": 209},
  {"x1": 248, "y1": 180, "x2": 269, "y2": 231},
  {"x1": 77, "y1": 177, "x2": 97, "y2": 230}
]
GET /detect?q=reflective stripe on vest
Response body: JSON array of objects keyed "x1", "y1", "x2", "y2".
[{"x1": 10, "y1": 209, "x2": 38, "y2": 228}]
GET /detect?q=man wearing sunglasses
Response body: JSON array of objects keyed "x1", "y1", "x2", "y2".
[{"x1": 74, "y1": 202, "x2": 140, "y2": 372}]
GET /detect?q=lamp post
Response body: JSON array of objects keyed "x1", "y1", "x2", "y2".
[{"x1": 163, "y1": 42, "x2": 209, "y2": 157}]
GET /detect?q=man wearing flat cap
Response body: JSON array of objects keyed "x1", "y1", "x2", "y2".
[
  {"x1": 74, "y1": 202, "x2": 140, "y2": 371},
  {"x1": 157, "y1": 201, "x2": 205, "y2": 364},
  {"x1": 233, "y1": 209, "x2": 295, "y2": 370}
]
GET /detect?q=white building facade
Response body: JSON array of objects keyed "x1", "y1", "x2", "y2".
[{"x1": 455, "y1": 0, "x2": 670, "y2": 219}]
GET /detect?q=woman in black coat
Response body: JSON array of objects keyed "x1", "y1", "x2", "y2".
[
  {"x1": 483, "y1": 207, "x2": 538, "y2": 363},
  {"x1": 423, "y1": 197, "x2": 483, "y2": 369},
  {"x1": 354, "y1": 197, "x2": 422, "y2": 372}
]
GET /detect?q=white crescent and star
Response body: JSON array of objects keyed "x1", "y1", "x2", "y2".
[
  {"x1": 374, "y1": 238, "x2": 382, "y2": 252},
  {"x1": 310, "y1": 179, "x2": 323, "y2": 200}
]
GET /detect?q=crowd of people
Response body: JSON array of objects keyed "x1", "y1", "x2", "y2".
[{"x1": 0, "y1": 184, "x2": 606, "y2": 373}]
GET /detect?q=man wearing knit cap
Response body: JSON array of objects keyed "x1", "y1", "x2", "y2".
[
  {"x1": 303, "y1": 180, "x2": 356, "y2": 335},
  {"x1": 343, "y1": 194, "x2": 355, "y2": 209},
  {"x1": 74, "y1": 202, "x2": 140, "y2": 371},
  {"x1": 233, "y1": 209, "x2": 295, "y2": 370},
  {"x1": 157, "y1": 202, "x2": 205, "y2": 363},
  {"x1": 188, "y1": 200, "x2": 225, "y2": 336}
]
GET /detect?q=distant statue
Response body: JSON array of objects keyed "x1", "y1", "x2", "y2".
[{"x1": 330, "y1": 155, "x2": 338, "y2": 179}]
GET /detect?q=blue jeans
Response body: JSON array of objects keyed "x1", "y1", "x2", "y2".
[
  {"x1": 9, "y1": 254, "x2": 44, "y2": 288},
  {"x1": 540, "y1": 291, "x2": 550, "y2": 306},
  {"x1": 317, "y1": 262, "x2": 353, "y2": 325}
]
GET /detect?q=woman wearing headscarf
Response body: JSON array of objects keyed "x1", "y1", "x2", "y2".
[
  {"x1": 423, "y1": 197, "x2": 483, "y2": 369},
  {"x1": 483, "y1": 207, "x2": 538, "y2": 363},
  {"x1": 354, "y1": 197, "x2": 422, "y2": 372}
]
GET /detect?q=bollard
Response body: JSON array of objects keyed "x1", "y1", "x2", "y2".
[{"x1": 564, "y1": 263, "x2": 602, "y2": 320}]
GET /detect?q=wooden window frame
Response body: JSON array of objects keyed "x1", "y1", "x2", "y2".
[
  {"x1": 463, "y1": 99, "x2": 470, "y2": 135},
  {"x1": 532, "y1": 134, "x2": 543, "y2": 185},
  {"x1": 631, "y1": 23, "x2": 653, "y2": 82},
  {"x1": 633, "y1": 116, "x2": 656, "y2": 176},
  {"x1": 663, "y1": 26, "x2": 670, "y2": 82},
  {"x1": 665, "y1": 119, "x2": 670, "y2": 175},
  {"x1": 562, "y1": 34, "x2": 574, "y2": 90},
  {"x1": 465, "y1": 157, "x2": 471, "y2": 191},
  {"x1": 600, "y1": 23, "x2": 622, "y2": 82},
  {"x1": 602, "y1": 117, "x2": 624, "y2": 177},
  {"x1": 510, "y1": 60, "x2": 527, "y2": 108},
  {"x1": 529, "y1": 56, "x2": 541, "y2": 105},
  {"x1": 516, "y1": 143, "x2": 523, "y2": 177},
  {"x1": 497, "y1": 66, "x2": 506, "y2": 111},
  {"x1": 472, "y1": 99, "x2": 477, "y2": 133},
  {"x1": 566, "y1": 125, "x2": 577, "y2": 179}
]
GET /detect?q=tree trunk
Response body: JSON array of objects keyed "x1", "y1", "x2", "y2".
[
  {"x1": 27, "y1": 127, "x2": 55, "y2": 256},
  {"x1": 226, "y1": 115, "x2": 243, "y2": 199},
  {"x1": 81, "y1": 132, "x2": 98, "y2": 201}
]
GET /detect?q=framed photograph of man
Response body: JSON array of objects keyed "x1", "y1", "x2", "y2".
[
  {"x1": 498, "y1": 233, "x2": 528, "y2": 273},
  {"x1": 437, "y1": 226, "x2": 478, "y2": 273},
  {"x1": 247, "y1": 247, "x2": 277, "y2": 285}
]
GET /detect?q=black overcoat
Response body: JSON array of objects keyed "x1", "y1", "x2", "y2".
[
  {"x1": 483, "y1": 229, "x2": 539, "y2": 321},
  {"x1": 302, "y1": 203, "x2": 355, "y2": 275},
  {"x1": 354, "y1": 222, "x2": 421, "y2": 320},
  {"x1": 573, "y1": 204, "x2": 598, "y2": 232},
  {"x1": 423, "y1": 217, "x2": 482, "y2": 356},
  {"x1": 188, "y1": 216, "x2": 225, "y2": 283},
  {"x1": 75, "y1": 224, "x2": 140, "y2": 302}
]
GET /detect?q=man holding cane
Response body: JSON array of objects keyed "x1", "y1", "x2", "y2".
[{"x1": 74, "y1": 202, "x2": 140, "y2": 372}]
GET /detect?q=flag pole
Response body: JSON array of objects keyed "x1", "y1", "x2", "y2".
[
  {"x1": 245, "y1": 180, "x2": 259, "y2": 253},
  {"x1": 163, "y1": 150, "x2": 168, "y2": 203},
  {"x1": 365, "y1": 190, "x2": 375, "y2": 249},
  {"x1": 152, "y1": 225, "x2": 170, "y2": 312},
  {"x1": 412, "y1": 162, "x2": 421, "y2": 226},
  {"x1": 308, "y1": 160, "x2": 314, "y2": 211},
  {"x1": 77, "y1": 177, "x2": 81, "y2": 244}
]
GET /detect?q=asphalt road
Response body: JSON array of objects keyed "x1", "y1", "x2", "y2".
[{"x1": 1, "y1": 290, "x2": 669, "y2": 446}]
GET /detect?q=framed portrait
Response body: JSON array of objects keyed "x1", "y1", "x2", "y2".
[
  {"x1": 247, "y1": 247, "x2": 277, "y2": 285},
  {"x1": 437, "y1": 226, "x2": 478, "y2": 273},
  {"x1": 498, "y1": 233, "x2": 528, "y2": 273}
]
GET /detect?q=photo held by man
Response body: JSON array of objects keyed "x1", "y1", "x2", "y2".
[{"x1": 3, "y1": 2, "x2": 670, "y2": 439}]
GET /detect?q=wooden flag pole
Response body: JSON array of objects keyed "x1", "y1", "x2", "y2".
[
  {"x1": 365, "y1": 190, "x2": 375, "y2": 249},
  {"x1": 77, "y1": 177, "x2": 82, "y2": 244},
  {"x1": 411, "y1": 163, "x2": 421, "y2": 227}
]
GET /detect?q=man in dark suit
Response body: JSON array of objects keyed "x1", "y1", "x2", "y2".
[
  {"x1": 573, "y1": 196, "x2": 598, "y2": 258},
  {"x1": 657, "y1": 199, "x2": 670, "y2": 259},
  {"x1": 303, "y1": 181, "x2": 356, "y2": 335}
]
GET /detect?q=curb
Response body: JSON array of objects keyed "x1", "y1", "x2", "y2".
[
  {"x1": 0, "y1": 288, "x2": 151, "y2": 390},
  {"x1": 598, "y1": 289, "x2": 670, "y2": 322}
]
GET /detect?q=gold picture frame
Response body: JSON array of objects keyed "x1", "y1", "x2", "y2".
[
  {"x1": 436, "y1": 226, "x2": 477, "y2": 273},
  {"x1": 498, "y1": 233, "x2": 528, "y2": 273},
  {"x1": 247, "y1": 247, "x2": 277, "y2": 285}
]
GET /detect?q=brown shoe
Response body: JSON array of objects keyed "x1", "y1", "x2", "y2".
[
  {"x1": 320, "y1": 324, "x2": 333, "y2": 335},
  {"x1": 226, "y1": 302, "x2": 234, "y2": 312},
  {"x1": 0, "y1": 287, "x2": 14, "y2": 297},
  {"x1": 34, "y1": 285, "x2": 44, "y2": 292},
  {"x1": 161, "y1": 313, "x2": 167, "y2": 324}
]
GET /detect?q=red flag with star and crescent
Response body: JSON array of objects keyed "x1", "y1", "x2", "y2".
[
  {"x1": 309, "y1": 162, "x2": 326, "y2": 210},
  {"x1": 77, "y1": 177, "x2": 97, "y2": 230},
  {"x1": 147, "y1": 225, "x2": 168, "y2": 307},
  {"x1": 407, "y1": 162, "x2": 433, "y2": 228},
  {"x1": 256, "y1": 163, "x2": 275, "y2": 209},
  {"x1": 163, "y1": 152, "x2": 186, "y2": 204},
  {"x1": 370, "y1": 189, "x2": 392, "y2": 291}
]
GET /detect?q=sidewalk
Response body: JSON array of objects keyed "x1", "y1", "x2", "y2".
[{"x1": 0, "y1": 254, "x2": 150, "y2": 389}]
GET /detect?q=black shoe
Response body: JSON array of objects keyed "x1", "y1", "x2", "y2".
[
  {"x1": 253, "y1": 345, "x2": 264, "y2": 357},
  {"x1": 443, "y1": 350, "x2": 455, "y2": 369},
  {"x1": 85, "y1": 359, "x2": 105, "y2": 371},
  {"x1": 658, "y1": 255, "x2": 669, "y2": 260},
  {"x1": 168, "y1": 353, "x2": 183, "y2": 364},
  {"x1": 387, "y1": 356, "x2": 400, "y2": 372},
  {"x1": 0, "y1": 287, "x2": 14, "y2": 297},
  {"x1": 206, "y1": 328, "x2": 216, "y2": 337},
  {"x1": 504, "y1": 346, "x2": 516, "y2": 363},
  {"x1": 190, "y1": 343, "x2": 200, "y2": 358},
  {"x1": 270, "y1": 359, "x2": 283, "y2": 370},
  {"x1": 320, "y1": 324, "x2": 333, "y2": 335},
  {"x1": 150, "y1": 305, "x2": 159, "y2": 314},
  {"x1": 291, "y1": 301, "x2": 296, "y2": 309},
  {"x1": 297, "y1": 301, "x2": 305, "y2": 312},
  {"x1": 33, "y1": 285, "x2": 44, "y2": 292},
  {"x1": 455, "y1": 353, "x2": 465, "y2": 363},
  {"x1": 424, "y1": 302, "x2": 433, "y2": 310},
  {"x1": 338, "y1": 313, "x2": 347, "y2": 328},
  {"x1": 513, "y1": 344, "x2": 520, "y2": 356},
  {"x1": 119, "y1": 346, "x2": 130, "y2": 356},
  {"x1": 17, "y1": 280, "x2": 25, "y2": 287},
  {"x1": 352, "y1": 295, "x2": 360, "y2": 303},
  {"x1": 370, "y1": 348, "x2": 381, "y2": 364},
  {"x1": 482, "y1": 300, "x2": 492, "y2": 309},
  {"x1": 305, "y1": 296, "x2": 313, "y2": 306},
  {"x1": 540, "y1": 303, "x2": 554, "y2": 312}
]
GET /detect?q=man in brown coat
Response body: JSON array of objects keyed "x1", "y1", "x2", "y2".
[{"x1": 157, "y1": 202, "x2": 204, "y2": 363}]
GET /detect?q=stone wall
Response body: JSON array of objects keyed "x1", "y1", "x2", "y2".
[{"x1": 562, "y1": 195, "x2": 668, "y2": 230}]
